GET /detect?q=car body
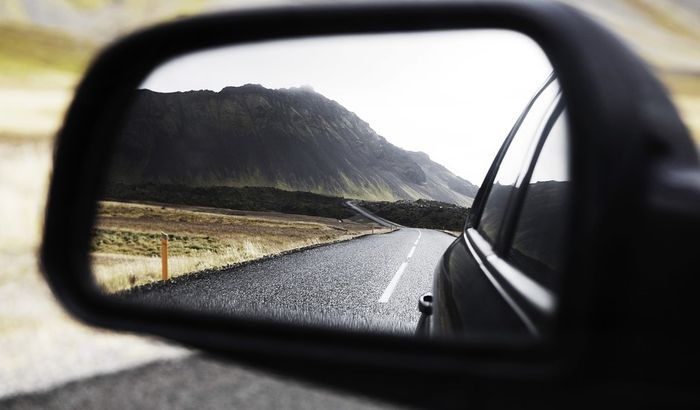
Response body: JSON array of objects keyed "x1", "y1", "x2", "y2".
[{"x1": 419, "y1": 74, "x2": 568, "y2": 339}]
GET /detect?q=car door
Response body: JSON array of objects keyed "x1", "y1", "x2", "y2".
[{"x1": 430, "y1": 76, "x2": 566, "y2": 338}]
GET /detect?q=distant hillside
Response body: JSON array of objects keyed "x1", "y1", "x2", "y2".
[
  {"x1": 358, "y1": 199, "x2": 469, "y2": 232},
  {"x1": 103, "y1": 183, "x2": 355, "y2": 220},
  {"x1": 103, "y1": 182, "x2": 470, "y2": 231},
  {"x1": 108, "y1": 84, "x2": 477, "y2": 205}
]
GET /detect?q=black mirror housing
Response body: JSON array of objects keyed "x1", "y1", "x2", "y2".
[{"x1": 41, "y1": 2, "x2": 700, "y2": 407}]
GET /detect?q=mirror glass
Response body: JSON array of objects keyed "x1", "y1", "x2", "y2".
[{"x1": 90, "y1": 30, "x2": 569, "y2": 340}]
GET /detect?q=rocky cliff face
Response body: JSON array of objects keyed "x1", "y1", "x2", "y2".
[{"x1": 108, "y1": 84, "x2": 477, "y2": 205}]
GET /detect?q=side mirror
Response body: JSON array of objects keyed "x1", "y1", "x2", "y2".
[
  {"x1": 418, "y1": 293, "x2": 434, "y2": 316},
  {"x1": 41, "y1": 2, "x2": 700, "y2": 406}
]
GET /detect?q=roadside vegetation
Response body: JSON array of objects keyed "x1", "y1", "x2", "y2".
[
  {"x1": 91, "y1": 201, "x2": 388, "y2": 293},
  {"x1": 358, "y1": 199, "x2": 469, "y2": 232},
  {"x1": 104, "y1": 182, "x2": 471, "y2": 231},
  {"x1": 104, "y1": 183, "x2": 354, "y2": 220}
]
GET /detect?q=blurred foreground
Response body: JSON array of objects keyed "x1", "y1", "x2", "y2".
[{"x1": 0, "y1": 0, "x2": 698, "y2": 404}]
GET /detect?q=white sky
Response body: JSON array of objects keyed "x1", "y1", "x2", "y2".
[{"x1": 141, "y1": 30, "x2": 553, "y2": 185}]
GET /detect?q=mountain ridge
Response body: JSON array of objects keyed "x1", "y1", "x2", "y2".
[{"x1": 108, "y1": 84, "x2": 478, "y2": 206}]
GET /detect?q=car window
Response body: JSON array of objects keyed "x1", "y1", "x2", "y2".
[
  {"x1": 508, "y1": 109, "x2": 569, "y2": 288},
  {"x1": 477, "y1": 80, "x2": 560, "y2": 245}
]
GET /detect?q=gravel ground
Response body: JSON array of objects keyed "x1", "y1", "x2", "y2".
[
  {"x1": 0, "y1": 250, "x2": 191, "y2": 399},
  {"x1": 1, "y1": 354, "x2": 405, "y2": 410}
]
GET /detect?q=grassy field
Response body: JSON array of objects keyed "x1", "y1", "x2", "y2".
[{"x1": 91, "y1": 201, "x2": 388, "y2": 293}]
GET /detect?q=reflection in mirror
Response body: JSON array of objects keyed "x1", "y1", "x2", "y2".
[{"x1": 90, "y1": 30, "x2": 566, "y2": 339}]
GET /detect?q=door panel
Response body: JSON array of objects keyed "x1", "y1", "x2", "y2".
[{"x1": 432, "y1": 236, "x2": 529, "y2": 337}]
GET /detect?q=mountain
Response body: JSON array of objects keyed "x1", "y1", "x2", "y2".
[{"x1": 108, "y1": 84, "x2": 477, "y2": 205}]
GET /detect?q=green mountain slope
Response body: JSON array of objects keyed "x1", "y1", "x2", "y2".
[{"x1": 108, "y1": 84, "x2": 477, "y2": 205}]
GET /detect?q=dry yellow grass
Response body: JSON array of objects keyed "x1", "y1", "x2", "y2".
[
  {"x1": 558, "y1": 0, "x2": 700, "y2": 146},
  {"x1": 661, "y1": 73, "x2": 700, "y2": 141},
  {"x1": 91, "y1": 201, "x2": 388, "y2": 293}
]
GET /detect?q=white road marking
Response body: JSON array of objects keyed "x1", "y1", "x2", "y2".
[
  {"x1": 379, "y1": 262, "x2": 408, "y2": 303},
  {"x1": 378, "y1": 230, "x2": 423, "y2": 303},
  {"x1": 407, "y1": 246, "x2": 416, "y2": 258}
]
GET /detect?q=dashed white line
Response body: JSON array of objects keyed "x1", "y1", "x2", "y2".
[
  {"x1": 379, "y1": 262, "x2": 408, "y2": 303},
  {"x1": 378, "y1": 230, "x2": 423, "y2": 303}
]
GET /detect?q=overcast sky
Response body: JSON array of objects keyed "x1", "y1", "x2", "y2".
[{"x1": 141, "y1": 30, "x2": 553, "y2": 185}]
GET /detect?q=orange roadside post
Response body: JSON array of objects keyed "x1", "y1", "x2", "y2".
[{"x1": 161, "y1": 232, "x2": 169, "y2": 280}]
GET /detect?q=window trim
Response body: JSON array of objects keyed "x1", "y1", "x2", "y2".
[
  {"x1": 472, "y1": 77, "x2": 562, "y2": 254},
  {"x1": 466, "y1": 73, "x2": 557, "y2": 232},
  {"x1": 496, "y1": 99, "x2": 566, "y2": 255},
  {"x1": 463, "y1": 96, "x2": 568, "y2": 336}
]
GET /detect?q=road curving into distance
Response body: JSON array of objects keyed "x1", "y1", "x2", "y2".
[
  {"x1": 124, "y1": 227, "x2": 455, "y2": 335},
  {"x1": 345, "y1": 200, "x2": 402, "y2": 228}
]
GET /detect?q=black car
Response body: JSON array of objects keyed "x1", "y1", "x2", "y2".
[{"x1": 419, "y1": 74, "x2": 568, "y2": 339}]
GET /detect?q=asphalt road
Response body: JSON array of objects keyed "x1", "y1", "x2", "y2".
[
  {"x1": 2, "y1": 228, "x2": 454, "y2": 409},
  {"x1": 345, "y1": 201, "x2": 401, "y2": 227},
  {"x1": 2, "y1": 227, "x2": 454, "y2": 409},
  {"x1": 2, "y1": 354, "x2": 405, "y2": 410},
  {"x1": 125, "y1": 228, "x2": 456, "y2": 334}
]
